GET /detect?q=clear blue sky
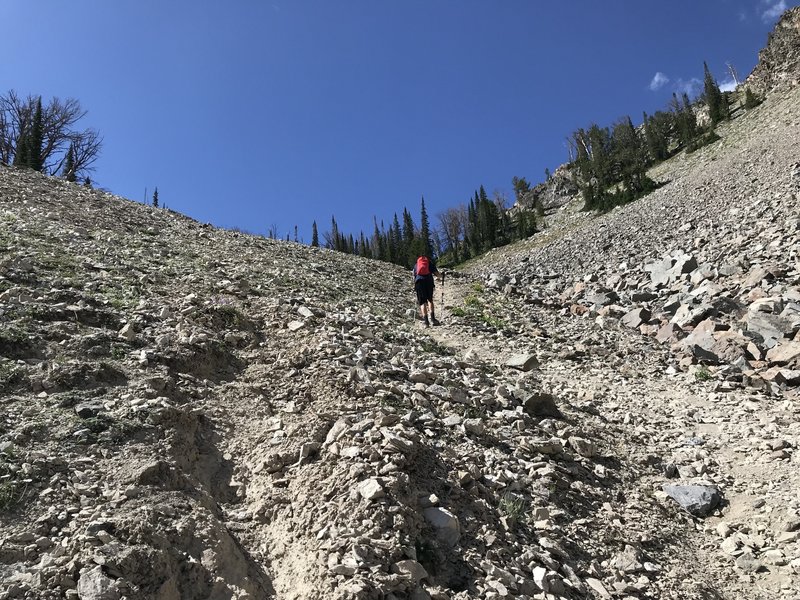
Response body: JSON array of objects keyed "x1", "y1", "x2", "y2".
[{"x1": 1, "y1": 0, "x2": 794, "y2": 242}]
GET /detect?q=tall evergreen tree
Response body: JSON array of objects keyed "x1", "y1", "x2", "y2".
[
  {"x1": 671, "y1": 93, "x2": 696, "y2": 147},
  {"x1": 152, "y1": 187, "x2": 159, "y2": 208},
  {"x1": 401, "y1": 208, "x2": 415, "y2": 266},
  {"x1": 703, "y1": 61, "x2": 727, "y2": 124},
  {"x1": 330, "y1": 216, "x2": 340, "y2": 251},
  {"x1": 62, "y1": 143, "x2": 77, "y2": 181},
  {"x1": 390, "y1": 213, "x2": 402, "y2": 264},
  {"x1": 311, "y1": 221, "x2": 319, "y2": 247},
  {"x1": 511, "y1": 176, "x2": 530, "y2": 203},
  {"x1": 419, "y1": 196, "x2": 432, "y2": 258},
  {"x1": 28, "y1": 97, "x2": 44, "y2": 172},
  {"x1": 744, "y1": 87, "x2": 760, "y2": 109},
  {"x1": 13, "y1": 129, "x2": 29, "y2": 167},
  {"x1": 642, "y1": 111, "x2": 669, "y2": 162}
]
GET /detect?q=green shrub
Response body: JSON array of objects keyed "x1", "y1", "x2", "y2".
[
  {"x1": 686, "y1": 130, "x2": 721, "y2": 154},
  {"x1": 499, "y1": 491, "x2": 528, "y2": 520},
  {"x1": 694, "y1": 366, "x2": 713, "y2": 381}
]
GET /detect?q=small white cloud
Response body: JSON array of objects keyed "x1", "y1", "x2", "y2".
[
  {"x1": 719, "y1": 77, "x2": 738, "y2": 92},
  {"x1": 675, "y1": 78, "x2": 702, "y2": 98},
  {"x1": 761, "y1": 0, "x2": 787, "y2": 22},
  {"x1": 649, "y1": 72, "x2": 670, "y2": 91}
]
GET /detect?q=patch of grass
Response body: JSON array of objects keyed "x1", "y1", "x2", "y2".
[
  {"x1": 101, "y1": 284, "x2": 141, "y2": 310},
  {"x1": 479, "y1": 313, "x2": 506, "y2": 330},
  {"x1": 419, "y1": 338, "x2": 455, "y2": 356},
  {"x1": 39, "y1": 253, "x2": 78, "y2": 276},
  {"x1": 694, "y1": 366, "x2": 713, "y2": 381},
  {"x1": 498, "y1": 491, "x2": 528, "y2": 520},
  {"x1": 686, "y1": 130, "x2": 721, "y2": 154},
  {"x1": 110, "y1": 344, "x2": 127, "y2": 359},
  {"x1": 463, "y1": 405, "x2": 486, "y2": 419},
  {"x1": 464, "y1": 294, "x2": 481, "y2": 308},
  {"x1": 380, "y1": 394, "x2": 407, "y2": 409},
  {"x1": 470, "y1": 282, "x2": 484, "y2": 293},
  {"x1": 0, "y1": 481, "x2": 26, "y2": 512},
  {"x1": 449, "y1": 307, "x2": 467, "y2": 318}
]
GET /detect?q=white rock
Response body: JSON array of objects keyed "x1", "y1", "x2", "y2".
[{"x1": 358, "y1": 478, "x2": 384, "y2": 501}]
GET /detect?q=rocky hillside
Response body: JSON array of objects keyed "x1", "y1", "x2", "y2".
[
  {"x1": 1, "y1": 163, "x2": 776, "y2": 600},
  {"x1": 746, "y1": 6, "x2": 800, "y2": 95}
]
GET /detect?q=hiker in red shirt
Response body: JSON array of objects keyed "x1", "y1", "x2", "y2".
[{"x1": 412, "y1": 256, "x2": 441, "y2": 327}]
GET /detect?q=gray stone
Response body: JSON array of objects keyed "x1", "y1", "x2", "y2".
[
  {"x1": 734, "y1": 551, "x2": 762, "y2": 573},
  {"x1": 662, "y1": 484, "x2": 722, "y2": 517},
  {"x1": 423, "y1": 507, "x2": 460, "y2": 547},
  {"x1": 117, "y1": 323, "x2": 135, "y2": 341},
  {"x1": 569, "y1": 436, "x2": 597, "y2": 458},
  {"x1": 76, "y1": 566, "x2": 119, "y2": 600},
  {"x1": 621, "y1": 307, "x2": 651, "y2": 328},
  {"x1": 743, "y1": 312, "x2": 795, "y2": 348},
  {"x1": 392, "y1": 559, "x2": 429, "y2": 583},
  {"x1": 586, "y1": 291, "x2": 619, "y2": 306},
  {"x1": 75, "y1": 402, "x2": 103, "y2": 419},
  {"x1": 522, "y1": 392, "x2": 562, "y2": 419},
  {"x1": 506, "y1": 353, "x2": 539, "y2": 371}
]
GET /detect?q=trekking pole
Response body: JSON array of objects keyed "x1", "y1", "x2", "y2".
[{"x1": 441, "y1": 270, "x2": 445, "y2": 306}]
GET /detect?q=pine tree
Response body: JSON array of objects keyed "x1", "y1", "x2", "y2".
[
  {"x1": 703, "y1": 61, "x2": 727, "y2": 124},
  {"x1": 152, "y1": 187, "x2": 159, "y2": 208},
  {"x1": 671, "y1": 93, "x2": 696, "y2": 147},
  {"x1": 28, "y1": 97, "x2": 44, "y2": 172},
  {"x1": 401, "y1": 208, "x2": 415, "y2": 266},
  {"x1": 330, "y1": 216, "x2": 340, "y2": 251},
  {"x1": 13, "y1": 129, "x2": 29, "y2": 167},
  {"x1": 419, "y1": 196, "x2": 432, "y2": 258},
  {"x1": 681, "y1": 93, "x2": 698, "y2": 140},
  {"x1": 390, "y1": 213, "x2": 402, "y2": 264},
  {"x1": 642, "y1": 111, "x2": 669, "y2": 162},
  {"x1": 311, "y1": 221, "x2": 319, "y2": 247},
  {"x1": 63, "y1": 143, "x2": 77, "y2": 181},
  {"x1": 511, "y1": 176, "x2": 530, "y2": 202},
  {"x1": 744, "y1": 88, "x2": 760, "y2": 109}
]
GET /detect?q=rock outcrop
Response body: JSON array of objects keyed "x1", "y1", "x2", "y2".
[{"x1": 746, "y1": 6, "x2": 800, "y2": 95}]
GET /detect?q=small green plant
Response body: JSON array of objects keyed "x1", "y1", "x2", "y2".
[
  {"x1": 470, "y1": 282, "x2": 484, "y2": 293},
  {"x1": 0, "y1": 481, "x2": 24, "y2": 512},
  {"x1": 463, "y1": 405, "x2": 486, "y2": 419},
  {"x1": 419, "y1": 339, "x2": 455, "y2": 356},
  {"x1": 479, "y1": 313, "x2": 506, "y2": 330},
  {"x1": 449, "y1": 307, "x2": 467, "y2": 317},
  {"x1": 744, "y1": 87, "x2": 761, "y2": 110},
  {"x1": 464, "y1": 294, "x2": 481, "y2": 308},
  {"x1": 694, "y1": 366, "x2": 713, "y2": 381},
  {"x1": 110, "y1": 345, "x2": 126, "y2": 359},
  {"x1": 380, "y1": 394, "x2": 407, "y2": 409},
  {"x1": 686, "y1": 130, "x2": 721, "y2": 154},
  {"x1": 499, "y1": 491, "x2": 528, "y2": 520}
]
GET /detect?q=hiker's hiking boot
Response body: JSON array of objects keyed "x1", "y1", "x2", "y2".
[
  {"x1": 424, "y1": 318, "x2": 430, "y2": 328},
  {"x1": 431, "y1": 317, "x2": 440, "y2": 326}
]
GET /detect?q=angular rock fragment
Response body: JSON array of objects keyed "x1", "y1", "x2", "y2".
[
  {"x1": 662, "y1": 484, "x2": 721, "y2": 517},
  {"x1": 506, "y1": 353, "x2": 539, "y2": 371}
]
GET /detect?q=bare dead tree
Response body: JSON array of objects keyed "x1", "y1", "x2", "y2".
[
  {"x1": 0, "y1": 90, "x2": 102, "y2": 178},
  {"x1": 437, "y1": 204, "x2": 468, "y2": 261}
]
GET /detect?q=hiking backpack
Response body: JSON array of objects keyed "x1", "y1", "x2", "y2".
[{"x1": 415, "y1": 256, "x2": 430, "y2": 276}]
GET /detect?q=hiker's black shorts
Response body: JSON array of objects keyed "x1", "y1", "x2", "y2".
[{"x1": 415, "y1": 276, "x2": 435, "y2": 305}]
